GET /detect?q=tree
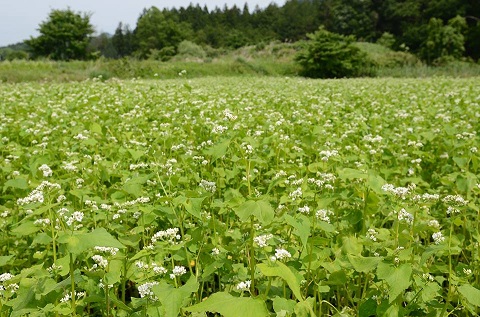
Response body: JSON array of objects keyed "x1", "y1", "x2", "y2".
[
  {"x1": 134, "y1": 6, "x2": 192, "y2": 58},
  {"x1": 295, "y1": 26, "x2": 375, "y2": 78},
  {"x1": 419, "y1": 16, "x2": 467, "y2": 64},
  {"x1": 112, "y1": 22, "x2": 135, "y2": 58},
  {"x1": 26, "y1": 9, "x2": 94, "y2": 60}
]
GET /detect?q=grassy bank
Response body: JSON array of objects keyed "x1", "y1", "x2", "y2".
[{"x1": 1, "y1": 42, "x2": 479, "y2": 83}]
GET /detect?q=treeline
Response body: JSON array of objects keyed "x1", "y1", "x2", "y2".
[
  {"x1": 2, "y1": 0, "x2": 479, "y2": 63},
  {"x1": 98, "y1": 0, "x2": 479, "y2": 62}
]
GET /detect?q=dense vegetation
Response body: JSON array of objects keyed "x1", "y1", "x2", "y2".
[
  {"x1": 1, "y1": 0, "x2": 479, "y2": 65},
  {"x1": 0, "y1": 77, "x2": 479, "y2": 316}
]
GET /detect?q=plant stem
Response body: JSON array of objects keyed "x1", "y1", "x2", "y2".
[
  {"x1": 70, "y1": 253, "x2": 76, "y2": 316},
  {"x1": 249, "y1": 216, "x2": 256, "y2": 294}
]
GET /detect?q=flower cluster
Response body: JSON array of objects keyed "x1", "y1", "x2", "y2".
[
  {"x1": 151, "y1": 227, "x2": 181, "y2": 244},
  {"x1": 382, "y1": 183, "x2": 416, "y2": 200},
  {"x1": 272, "y1": 248, "x2": 292, "y2": 261},
  {"x1": 316, "y1": 209, "x2": 333, "y2": 223},
  {"x1": 199, "y1": 179, "x2": 216, "y2": 193},
  {"x1": 254, "y1": 234, "x2": 273, "y2": 248},
  {"x1": 442, "y1": 195, "x2": 468, "y2": 206},
  {"x1": 366, "y1": 228, "x2": 378, "y2": 241},
  {"x1": 397, "y1": 208, "x2": 414, "y2": 225},
  {"x1": 38, "y1": 164, "x2": 52, "y2": 177},
  {"x1": 169, "y1": 266, "x2": 187, "y2": 279},
  {"x1": 138, "y1": 281, "x2": 159, "y2": 300},
  {"x1": 236, "y1": 280, "x2": 251, "y2": 291},
  {"x1": 91, "y1": 255, "x2": 108, "y2": 269},
  {"x1": 94, "y1": 246, "x2": 119, "y2": 256},
  {"x1": 432, "y1": 232, "x2": 445, "y2": 244},
  {"x1": 17, "y1": 181, "x2": 61, "y2": 205}
]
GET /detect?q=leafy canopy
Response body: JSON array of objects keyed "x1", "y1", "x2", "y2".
[
  {"x1": 295, "y1": 26, "x2": 374, "y2": 78},
  {"x1": 26, "y1": 9, "x2": 94, "y2": 61}
]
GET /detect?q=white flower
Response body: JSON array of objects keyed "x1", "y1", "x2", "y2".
[
  {"x1": 38, "y1": 164, "x2": 52, "y2": 177},
  {"x1": 428, "y1": 219, "x2": 440, "y2": 229},
  {"x1": 432, "y1": 232, "x2": 445, "y2": 245},
  {"x1": 289, "y1": 187, "x2": 302, "y2": 200},
  {"x1": 236, "y1": 280, "x2": 251, "y2": 291},
  {"x1": 171, "y1": 266, "x2": 187, "y2": 277},
  {"x1": 94, "y1": 246, "x2": 119, "y2": 256},
  {"x1": 254, "y1": 234, "x2": 273, "y2": 248},
  {"x1": 442, "y1": 195, "x2": 468, "y2": 206},
  {"x1": 211, "y1": 248, "x2": 220, "y2": 256},
  {"x1": 316, "y1": 209, "x2": 333, "y2": 223},
  {"x1": 463, "y1": 268, "x2": 472, "y2": 275},
  {"x1": 152, "y1": 228, "x2": 180, "y2": 243},
  {"x1": 366, "y1": 228, "x2": 378, "y2": 241},
  {"x1": 274, "y1": 248, "x2": 292, "y2": 261},
  {"x1": 152, "y1": 263, "x2": 167, "y2": 275},
  {"x1": 0, "y1": 273, "x2": 14, "y2": 282},
  {"x1": 91, "y1": 255, "x2": 108, "y2": 268},
  {"x1": 138, "y1": 281, "x2": 159, "y2": 300},
  {"x1": 199, "y1": 180, "x2": 216, "y2": 193},
  {"x1": 298, "y1": 205, "x2": 310, "y2": 214},
  {"x1": 212, "y1": 125, "x2": 228, "y2": 134},
  {"x1": 397, "y1": 208, "x2": 414, "y2": 225}
]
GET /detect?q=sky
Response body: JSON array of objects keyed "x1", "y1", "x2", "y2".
[{"x1": 0, "y1": 0, "x2": 283, "y2": 47}]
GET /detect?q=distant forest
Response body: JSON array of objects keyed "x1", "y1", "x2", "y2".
[{"x1": 3, "y1": 0, "x2": 480, "y2": 62}]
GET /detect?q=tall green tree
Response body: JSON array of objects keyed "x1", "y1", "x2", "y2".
[
  {"x1": 112, "y1": 22, "x2": 135, "y2": 58},
  {"x1": 134, "y1": 6, "x2": 192, "y2": 58},
  {"x1": 420, "y1": 15, "x2": 467, "y2": 64},
  {"x1": 26, "y1": 9, "x2": 94, "y2": 60}
]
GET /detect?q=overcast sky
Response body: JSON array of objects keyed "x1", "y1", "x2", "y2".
[{"x1": 1, "y1": 0, "x2": 283, "y2": 47}]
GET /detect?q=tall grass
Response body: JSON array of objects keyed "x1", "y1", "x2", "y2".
[{"x1": 0, "y1": 42, "x2": 478, "y2": 83}]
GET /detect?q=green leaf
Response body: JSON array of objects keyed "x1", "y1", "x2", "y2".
[
  {"x1": 285, "y1": 214, "x2": 310, "y2": 248},
  {"x1": 185, "y1": 292, "x2": 269, "y2": 317},
  {"x1": 90, "y1": 122, "x2": 103, "y2": 135},
  {"x1": 0, "y1": 255, "x2": 14, "y2": 266},
  {"x1": 58, "y1": 228, "x2": 124, "y2": 255},
  {"x1": 338, "y1": 168, "x2": 367, "y2": 180},
  {"x1": 233, "y1": 200, "x2": 255, "y2": 221},
  {"x1": 4, "y1": 178, "x2": 28, "y2": 190},
  {"x1": 257, "y1": 261, "x2": 304, "y2": 301},
  {"x1": 367, "y1": 172, "x2": 385, "y2": 194},
  {"x1": 12, "y1": 221, "x2": 40, "y2": 236},
  {"x1": 458, "y1": 284, "x2": 480, "y2": 307},
  {"x1": 253, "y1": 200, "x2": 274, "y2": 225},
  {"x1": 272, "y1": 297, "x2": 296, "y2": 316},
  {"x1": 377, "y1": 263, "x2": 412, "y2": 303},
  {"x1": 153, "y1": 276, "x2": 199, "y2": 317},
  {"x1": 204, "y1": 139, "x2": 230, "y2": 162},
  {"x1": 84, "y1": 228, "x2": 125, "y2": 249},
  {"x1": 347, "y1": 254, "x2": 382, "y2": 273},
  {"x1": 128, "y1": 149, "x2": 145, "y2": 160},
  {"x1": 359, "y1": 298, "x2": 377, "y2": 317},
  {"x1": 183, "y1": 197, "x2": 206, "y2": 220}
]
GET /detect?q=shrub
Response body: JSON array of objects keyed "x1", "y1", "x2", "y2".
[
  {"x1": 295, "y1": 26, "x2": 375, "y2": 78},
  {"x1": 176, "y1": 41, "x2": 206, "y2": 60}
]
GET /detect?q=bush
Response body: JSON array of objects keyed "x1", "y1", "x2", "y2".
[
  {"x1": 295, "y1": 26, "x2": 375, "y2": 78},
  {"x1": 176, "y1": 41, "x2": 206, "y2": 60}
]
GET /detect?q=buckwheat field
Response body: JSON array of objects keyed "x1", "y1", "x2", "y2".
[{"x1": 1, "y1": 76, "x2": 479, "y2": 316}]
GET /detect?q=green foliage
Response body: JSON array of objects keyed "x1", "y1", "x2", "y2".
[
  {"x1": 376, "y1": 32, "x2": 396, "y2": 49},
  {"x1": 0, "y1": 77, "x2": 480, "y2": 316},
  {"x1": 25, "y1": 9, "x2": 94, "y2": 61},
  {"x1": 175, "y1": 40, "x2": 206, "y2": 60},
  {"x1": 420, "y1": 16, "x2": 467, "y2": 64},
  {"x1": 185, "y1": 292, "x2": 269, "y2": 316},
  {"x1": 354, "y1": 42, "x2": 420, "y2": 68},
  {"x1": 134, "y1": 7, "x2": 192, "y2": 58},
  {"x1": 295, "y1": 27, "x2": 375, "y2": 78}
]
